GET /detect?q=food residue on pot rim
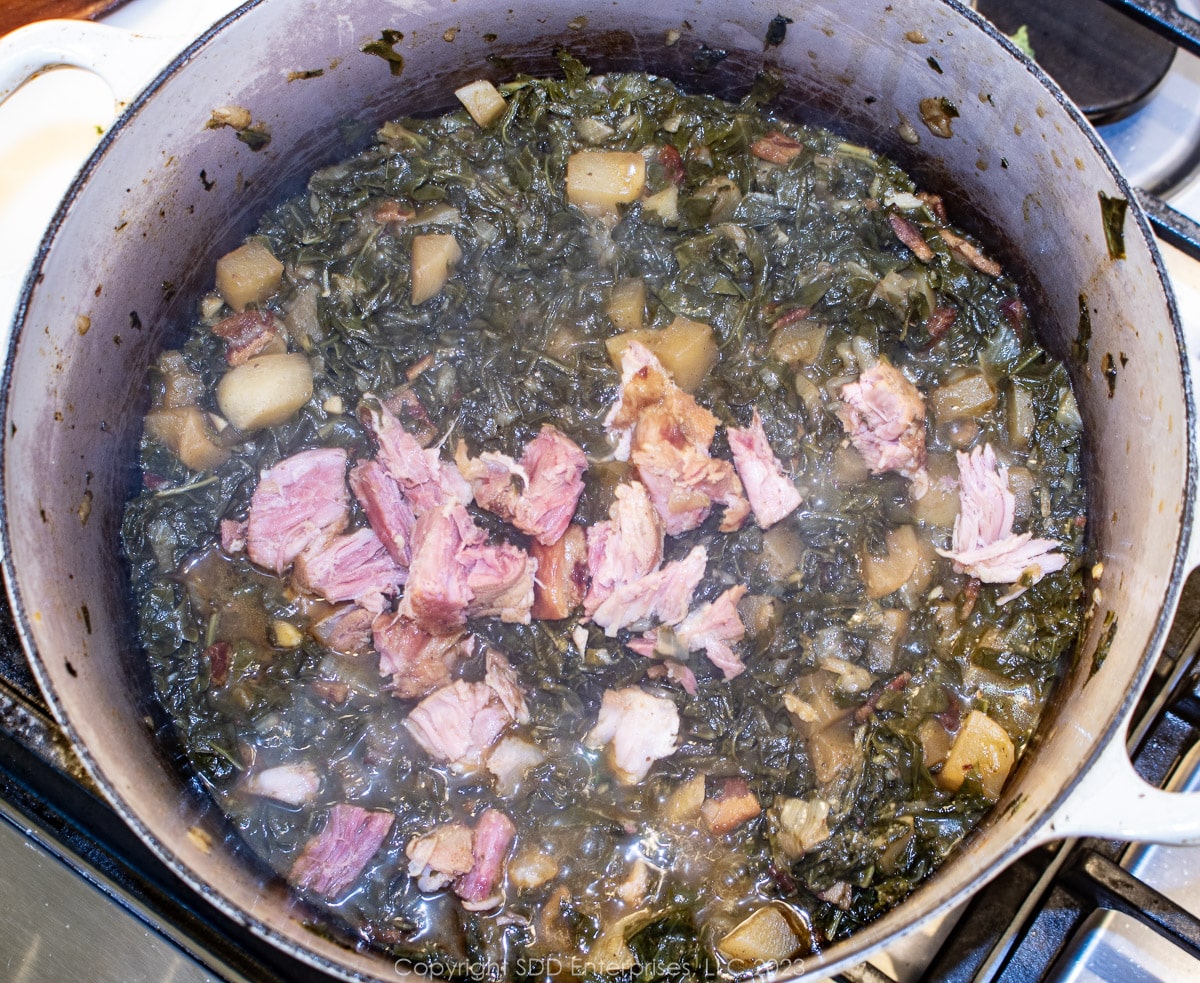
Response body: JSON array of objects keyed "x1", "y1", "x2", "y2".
[
  {"x1": 1098, "y1": 191, "x2": 1128, "y2": 261},
  {"x1": 919, "y1": 96, "x2": 959, "y2": 138}
]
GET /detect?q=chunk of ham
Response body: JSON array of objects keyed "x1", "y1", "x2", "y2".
[
  {"x1": 246, "y1": 448, "x2": 350, "y2": 574},
  {"x1": 591, "y1": 545, "x2": 708, "y2": 637},
  {"x1": 404, "y1": 651, "x2": 527, "y2": 770},
  {"x1": 292, "y1": 527, "x2": 404, "y2": 614},
  {"x1": 937, "y1": 443, "x2": 1067, "y2": 600},
  {"x1": 457, "y1": 809, "x2": 517, "y2": 910},
  {"x1": 219, "y1": 518, "x2": 247, "y2": 554},
  {"x1": 358, "y1": 397, "x2": 471, "y2": 514},
  {"x1": 399, "y1": 503, "x2": 536, "y2": 633},
  {"x1": 349, "y1": 458, "x2": 417, "y2": 574},
  {"x1": 644, "y1": 659, "x2": 699, "y2": 695},
  {"x1": 636, "y1": 585, "x2": 749, "y2": 679},
  {"x1": 240, "y1": 761, "x2": 321, "y2": 807},
  {"x1": 310, "y1": 604, "x2": 375, "y2": 656},
  {"x1": 584, "y1": 482, "x2": 664, "y2": 616},
  {"x1": 585, "y1": 686, "x2": 680, "y2": 785},
  {"x1": 530, "y1": 524, "x2": 589, "y2": 620},
  {"x1": 405, "y1": 809, "x2": 517, "y2": 910},
  {"x1": 371, "y1": 611, "x2": 466, "y2": 699},
  {"x1": 605, "y1": 343, "x2": 748, "y2": 534},
  {"x1": 212, "y1": 310, "x2": 282, "y2": 366},
  {"x1": 290, "y1": 803, "x2": 393, "y2": 899},
  {"x1": 727, "y1": 410, "x2": 802, "y2": 528},
  {"x1": 837, "y1": 361, "x2": 929, "y2": 495},
  {"x1": 457, "y1": 425, "x2": 588, "y2": 545}
]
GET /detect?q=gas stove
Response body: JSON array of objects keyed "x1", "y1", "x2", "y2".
[{"x1": 3, "y1": 1, "x2": 1200, "y2": 981}]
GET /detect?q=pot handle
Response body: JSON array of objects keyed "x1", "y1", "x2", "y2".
[
  {"x1": 1035, "y1": 720, "x2": 1200, "y2": 844},
  {"x1": 0, "y1": 19, "x2": 176, "y2": 112}
]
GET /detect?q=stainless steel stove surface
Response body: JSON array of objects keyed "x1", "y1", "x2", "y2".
[{"x1": 4, "y1": 1, "x2": 1200, "y2": 981}]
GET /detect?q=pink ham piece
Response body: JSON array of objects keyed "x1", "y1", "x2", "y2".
[
  {"x1": 585, "y1": 482, "x2": 664, "y2": 616},
  {"x1": 246, "y1": 448, "x2": 350, "y2": 575},
  {"x1": 644, "y1": 659, "x2": 699, "y2": 695},
  {"x1": 399, "y1": 503, "x2": 535, "y2": 633},
  {"x1": 404, "y1": 650, "x2": 528, "y2": 770},
  {"x1": 219, "y1": 518, "x2": 248, "y2": 554},
  {"x1": 292, "y1": 526, "x2": 404, "y2": 614},
  {"x1": 290, "y1": 803, "x2": 393, "y2": 899},
  {"x1": 456, "y1": 809, "x2": 517, "y2": 910},
  {"x1": 457, "y1": 425, "x2": 588, "y2": 545},
  {"x1": 837, "y1": 361, "x2": 929, "y2": 496},
  {"x1": 349, "y1": 458, "x2": 417, "y2": 574},
  {"x1": 937, "y1": 443, "x2": 1067, "y2": 601},
  {"x1": 311, "y1": 604, "x2": 375, "y2": 656},
  {"x1": 590, "y1": 545, "x2": 707, "y2": 637},
  {"x1": 636, "y1": 585, "x2": 749, "y2": 679},
  {"x1": 371, "y1": 611, "x2": 466, "y2": 700},
  {"x1": 585, "y1": 686, "x2": 680, "y2": 785},
  {"x1": 604, "y1": 342, "x2": 749, "y2": 535},
  {"x1": 240, "y1": 761, "x2": 321, "y2": 807},
  {"x1": 358, "y1": 397, "x2": 471, "y2": 514},
  {"x1": 727, "y1": 410, "x2": 802, "y2": 528}
]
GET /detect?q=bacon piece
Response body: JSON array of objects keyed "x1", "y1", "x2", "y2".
[
  {"x1": 219, "y1": 518, "x2": 248, "y2": 554},
  {"x1": 311, "y1": 604, "x2": 375, "y2": 656},
  {"x1": 657, "y1": 144, "x2": 687, "y2": 186},
  {"x1": 605, "y1": 343, "x2": 748, "y2": 534},
  {"x1": 358, "y1": 397, "x2": 471, "y2": 514},
  {"x1": 240, "y1": 762, "x2": 321, "y2": 806},
  {"x1": 293, "y1": 527, "x2": 404, "y2": 614},
  {"x1": 727, "y1": 410, "x2": 801, "y2": 528},
  {"x1": 700, "y1": 777, "x2": 761, "y2": 834},
  {"x1": 936, "y1": 443, "x2": 1066, "y2": 600},
  {"x1": 917, "y1": 191, "x2": 947, "y2": 223},
  {"x1": 591, "y1": 545, "x2": 707, "y2": 637},
  {"x1": 212, "y1": 310, "x2": 282, "y2": 366},
  {"x1": 457, "y1": 426, "x2": 587, "y2": 545},
  {"x1": 888, "y1": 212, "x2": 934, "y2": 262},
  {"x1": 372, "y1": 611, "x2": 465, "y2": 699},
  {"x1": 1000, "y1": 296, "x2": 1028, "y2": 339},
  {"x1": 837, "y1": 361, "x2": 928, "y2": 494},
  {"x1": 406, "y1": 822, "x2": 475, "y2": 891},
  {"x1": 926, "y1": 305, "x2": 958, "y2": 341},
  {"x1": 939, "y1": 228, "x2": 1002, "y2": 277},
  {"x1": 291, "y1": 804, "x2": 393, "y2": 899},
  {"x1": 585, "y1": 686, "x2": 680, "y2": 785},
  {"x1": 585, "y1": 482, "x2": 665, "y2": 616},
  {"x1": 531, "y1": 524, "x2": 589, "y2": 620},
  {"x1": 349, "y1": 458, "x2": 417, "y2": 573},
  {"x1": 404, "y1": 652, "x2": 526, "y2": 770},
  {"x1": 246, "y1": 448, "x2": 350, "y2": 575},
  {"x1": 203, "y1": 641, "x2": 231, "y2": 686},
  {"x1": 751, "y1": 131, "x2": 804, "y2": 164},
  {"x1": 375, "y1": 199, "x2": 416, "y2": 225},
  {"x1": 457, "y1": 809, "x2": 517, "y2": 910}
]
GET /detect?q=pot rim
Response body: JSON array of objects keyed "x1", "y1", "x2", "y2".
[{"x1": 0, "y1": 0, "x2": 1194, "y2": 978}]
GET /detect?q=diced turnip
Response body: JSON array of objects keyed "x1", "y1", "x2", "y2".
[
  {"x1": 929, "y1": 370, "x2": 996, "y2": 422},
  {"x1": 938, "y1": 709, "x2": 1015, "y2": 799},
  {"x1": 455, "y1": 79, "x2": 508, "y2": 127},
  {"x1": 1007, "y1": 383, "x2": 1036, "y2": 450},
  {"x1": 769, "y1": 321, "x2": 827, "y2": 365},
  {"x1": 606, "y1": 316, "x2": 717, "y2": 393},
  {"x1": 643, "y1": 184, "x2": 679, "y2": 224},
  {"x1": 410, "y1": 233, "x2": 462, "y2": 305},
  {"x1": 145, "y1": 406, "x2": 230, "y2": 471},
  {"x1": 606, "y1": 278, "x2": 646, "y2": 332},
  {"x1": 154, "y1": 350, "x2": 206, "y2": 409},
  {"x1": 718, "y1": 906, "x2": 804, "y2": 965},
  {"x1": 214, "y1": 240, "x2": 283, "y2": 312},
  {"x1": 861, "y1": 525, "x2": 921, "y2": 599},
  {"x1": 566, "y1": 151, "x2": 646, "y2": 215},
  {"x1": 216, "y1": 352, "x2": 313, "y2": 431}
]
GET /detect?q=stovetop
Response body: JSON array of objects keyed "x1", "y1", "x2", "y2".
[{"x1": 6, "y1": 1, "x2": 1200, "y2": 981}]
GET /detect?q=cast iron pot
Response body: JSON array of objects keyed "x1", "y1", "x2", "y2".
[{"x1": 2, "y1": 0, "x2": 1200, "y2": 979}]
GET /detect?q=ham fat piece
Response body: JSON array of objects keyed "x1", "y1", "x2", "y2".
[
  {"x1": 728, "y1": 409, "x2": 802, "y2": 528},
  {"x1": 585, "y1": 686, "x2": 680, "y2": 784},
  {"x1": 290, "y1": 803, "x2": 393, "y2": 899},
  {"x1": 937, "y1": 443, "x2": 1067, "y2": 601},
  {"x1": 837, "y1": 361, "x2": 929, "y2": 496}
]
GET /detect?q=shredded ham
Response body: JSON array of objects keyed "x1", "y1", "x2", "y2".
[
  {"x1": 240, "y1": 761, "x2": 321, "y2": 807},
  {"x1": 643, "y1": 585, "x2": 749, "y2": 679},
  {"x1": 358, "y1": 397, "x2": 471, "y2": 514},
  {"x1": 584, "y1": 482, "x2": 665, "y2": 616},
  {"x1": 727, "y1": 410, "x2": 802, "y2": 528},
  {"x1": 590, "y1": 545, "x2": 707, "y2": 637},
  {"x1": 246, "y1": 448, "x2": 350, "y2": 575},
  {"x1": 585, "y1": 686, "x2": 680, "y2": 785},
  {"x1": 292, "y1": 526, "x2": 404, "y2": 614},
  {"x1": 936, "y1": 443, "x2": 1067, "y2": 601},
  {"x1": 349, "y1": 458, "x2": 417, "y2": 574},
  {"x1": 290, "y1": 804, "x2": 393, "y2": 899},
  {"x1": 836, "y1": 361, "x2": 929, "y2": 495},
  {"x1": 371, "y1": 611, "x2": 466, "y2": 699}
]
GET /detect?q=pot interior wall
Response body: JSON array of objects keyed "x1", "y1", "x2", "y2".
[{"x1": 2, "y1": 0, "x2": 1188, "y2": 978}]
